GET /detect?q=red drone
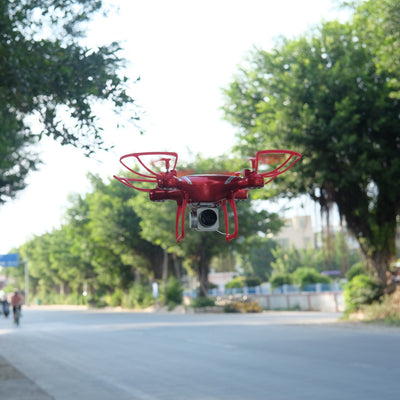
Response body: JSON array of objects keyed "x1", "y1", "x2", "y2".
[{"x1": 114, "y1": 150, "x2": 301, "y2": 243}]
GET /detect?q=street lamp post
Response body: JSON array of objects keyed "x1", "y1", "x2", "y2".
[{"x1": 24, "y1": 260, "x2": 29, "y2": 306}]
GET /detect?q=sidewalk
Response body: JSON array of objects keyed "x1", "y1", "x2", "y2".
[{"x1": 0, "y1": 356, "x2": 54, "y2": 400}]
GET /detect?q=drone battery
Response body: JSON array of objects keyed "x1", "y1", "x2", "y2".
[{"x1": 189, "y1": 207, "x2": 219, "y2": 231}]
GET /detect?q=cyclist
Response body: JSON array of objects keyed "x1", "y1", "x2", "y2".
[{"x1": 11, "y1": 289, "x2": 23, "y2": 325}]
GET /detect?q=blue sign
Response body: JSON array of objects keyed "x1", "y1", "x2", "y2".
[{"x1": 0, "y1": 253, "x2": 19, "y2": 267}]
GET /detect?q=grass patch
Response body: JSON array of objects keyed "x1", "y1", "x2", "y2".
[
  {"x1": 346, "y1": 288, "x2": 400, "y2": 326},
  {"x1": 360, "y1": 288, "x2": 400, "y2": 325}
]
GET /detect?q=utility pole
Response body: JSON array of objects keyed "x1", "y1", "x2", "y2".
[
  {"x1": 24, "y1": 260, "x2": 29, "y2": 306},
  {"x1": 162, "y1": 248, "x2": 168, "y2": 301}
]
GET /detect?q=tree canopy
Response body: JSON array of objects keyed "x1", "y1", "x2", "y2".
[
  {"x1": 222, "y1": 6, "x2": 400, "y2": 288},
  {"x1": 352, "y1": 0, "x2": 400, "y2": 99},
  {"x1": 0, "y1": 0, "x2": 136, "y2": 204}
]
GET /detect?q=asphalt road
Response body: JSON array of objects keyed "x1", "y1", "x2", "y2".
[{"x1": 0, "y1": 308, "x2": 399, "y2": 400}]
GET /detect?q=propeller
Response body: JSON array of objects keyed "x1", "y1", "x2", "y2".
[
  {"x1": 174, "y1": 151, "x2": 298, "y2": 178},
  {"x1": 115, "y1": 150, "x2": 301, "y2": 191}
]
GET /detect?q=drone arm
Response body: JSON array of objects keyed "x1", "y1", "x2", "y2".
[
  {"x1": 221, "y1": 198, "x2": 239, "y2": 242},
  {"x1": 113, "y1": 175, "x2": 156, "y2": 192}
]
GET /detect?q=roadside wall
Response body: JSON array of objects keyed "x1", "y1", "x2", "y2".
[{"x1": 244, "y1": 292, "x2": 344, "y2": 312}]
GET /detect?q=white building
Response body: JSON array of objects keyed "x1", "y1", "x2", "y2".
[{"x1": 273, "y1": 215, "x2": 314, "y2": 249}]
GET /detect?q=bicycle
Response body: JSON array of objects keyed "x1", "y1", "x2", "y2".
[{"x1": 13, "y1": 305, "x2": 21, "y2": 326}]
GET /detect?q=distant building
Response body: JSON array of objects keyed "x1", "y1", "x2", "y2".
[
  {"x1": 208, "y1": 272, "x2": 237, "y2": 287},
  {"x1": 274, "y1": 215, "x2": 314, "y2": 250}
]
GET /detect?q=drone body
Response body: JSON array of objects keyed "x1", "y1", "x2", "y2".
[{"x1": 114, "y1": 150, "x2": 301, "y2": 242}]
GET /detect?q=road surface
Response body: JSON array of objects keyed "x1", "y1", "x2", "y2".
[{"x1": 0, "y1": 308, "x2": 399, "y2": 400}]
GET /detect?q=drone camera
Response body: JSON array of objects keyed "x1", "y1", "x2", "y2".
[{"x1": 190, "y1": 207, "x2": 219, "y2": 231}]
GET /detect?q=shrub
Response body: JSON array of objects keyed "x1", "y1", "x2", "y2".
[
  {"x1": 292, "y1": 267, "x2": 331, "y2": 290},
  {"x1": 225, "y1": 276, "x2": 246, "y2": 289},
  {"x1": 122, "y1": 283, "x2": 154, "y2": 309},
  {"x1": 108, "y1": 288, "x2": 123, "y2": 307},
  {"x1": 190, "y1": 296, "x2": 215, "y2": 308},
  {"x1": 31, "y1": 291, "x2": 90, "y2": 306},
  {"x1": 245, "y1": 276, "x2": 262, "y2": 287},
  {"x1": 164, "y1": 276, "x2": 183, "y2": 307},
  {"x1": 64, "y1": 293, "x2": 87, "y2": 305},
  {"x1": 270, "y1": 273, "x2": 293, "y2": 289},
  {"x1": 346, "y1": 262, "x2": 366, "y2": 281},
  {"x1": 344, "y1": 274, "x2": 383, "y2": 313},
  {"x1": 88, "y1": 295, "x2": 107, "y2": 308}
]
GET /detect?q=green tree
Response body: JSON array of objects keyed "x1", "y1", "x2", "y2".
[
  {"x1": 61, "y1": 192, "x2": 101, "y2": 298},
  {"x1": 240, "y1": 237, "x2": 278, "y2": 281},
  {"x1": 20, "y1": 233, "x2": 58, "y2": 296},
  {"x1": 270, "y1": 246, "x2": 302, "y2": 275},
  {"x1": 269, "y1": 233, "x2": 361, "y2": 278},
  {"x1": 0, "y1": 0, "x2": 136, "y2": 204},
  {"x1": 46, "y1": 226, "x2": 84, "y2": 295},
  {"x1": 18, "y1": 175, "x2": 165, "y2": 303},
  {"x1": 85, "y1": 176, "x2": 163, "y2": 283},
  {"x1": 222, "y1": 19, "x2": 400, "y2": 289},
  {"x1": 352, "y1": 0, "x2": 400, "y2": 99},
  {"x1": 316, "y1": 231, "x2": 362, "y2": 274},
  {"x1": 63, "y1": 175, "x2": 164, "y2": 293},
  {"x1": 18, "y1": 210, "x2": 96, "y2": 301},
  {"x1": 211, "y1": 252, "x2": 237, "y2": 272}
]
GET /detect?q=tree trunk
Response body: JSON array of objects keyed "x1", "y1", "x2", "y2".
[
  {"x1": 197, "y1": 245, "x2": 211, "y2": 297},
  {"x1": 162, "y1": 248, "x2": 168, "y2": 294},
  {"x1": 336, "y1": 185, "x2": 397, "y2": 291},
  {"x1": 172, "y1": 253, "x2": 181, "y2": 280},
  {"x1": 362, "y1": 247, "x2": 396, "y2": 293}
]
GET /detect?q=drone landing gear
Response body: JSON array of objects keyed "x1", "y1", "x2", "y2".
[
  {"x1": 175, "y1": 198, "x2": 188, "y2": 243},
  {"x1": 221, "y1": 199, "x2": 238, "y2": 242}
]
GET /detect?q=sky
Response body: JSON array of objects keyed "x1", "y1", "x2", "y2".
[{"x1": 0, "y1": 0, "x2": 347, "y2": 254}]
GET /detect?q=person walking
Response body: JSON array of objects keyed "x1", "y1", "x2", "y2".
[{"x1": 0, "y1": 291, "x2": 10, "y2": 317}]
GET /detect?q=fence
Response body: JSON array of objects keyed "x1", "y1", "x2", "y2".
[
  {"x1": 184, "y1": 282, "x2": 344, "y2": 312},
  {"x1": 184, "y1": 282, "x2": 342, "y2": 298},
  {"x1": 251, "y1": 291, "x2": 344, "y2": 312}
]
